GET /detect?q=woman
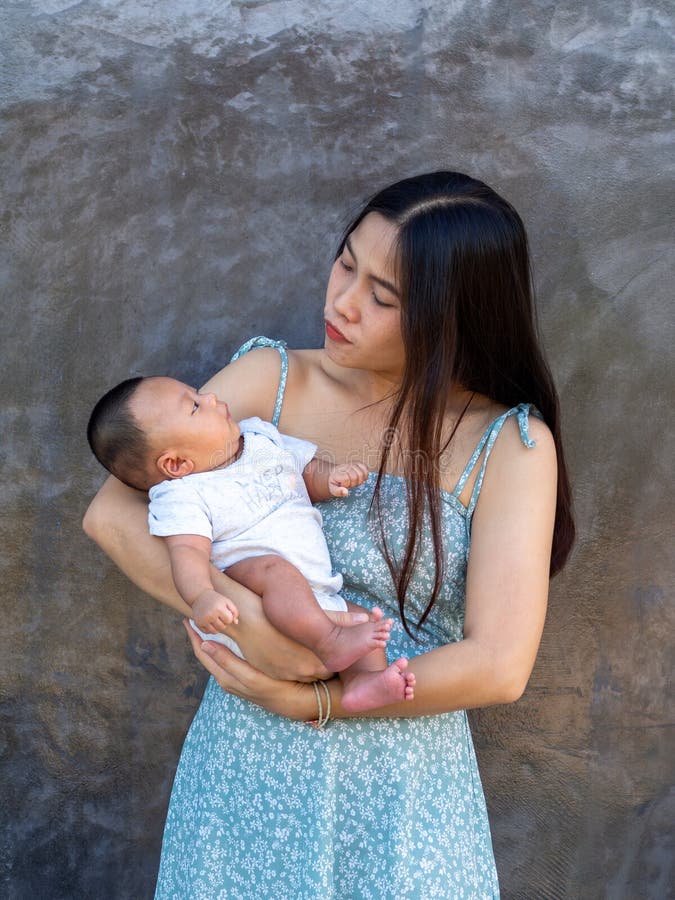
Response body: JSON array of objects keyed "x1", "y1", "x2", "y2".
[{"x1": 84, "y1": 171, "x2": 574, "y2": 898}]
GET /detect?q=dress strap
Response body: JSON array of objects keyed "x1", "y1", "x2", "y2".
[
  {"x1": 229, "y1": 335, "x2": 289, "y2": 427},
  {"x1": 452, "y1": 403, "x2": 539, "y2": 518}
]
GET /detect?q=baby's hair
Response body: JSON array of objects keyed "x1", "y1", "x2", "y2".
[{"x1": 87, "y1": 377, "x2": 152, "y2": 491}]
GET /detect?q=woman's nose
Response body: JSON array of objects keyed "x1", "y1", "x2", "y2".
[{"x1": 333, "y1": 284, "x2": 361, "y2": 322}]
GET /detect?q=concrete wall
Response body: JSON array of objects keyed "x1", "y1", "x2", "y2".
[{"x1": 1, "y1": 2, "x2": 673, "y2": 897}]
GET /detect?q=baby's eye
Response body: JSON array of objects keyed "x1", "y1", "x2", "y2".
[{"x1": 191, "y1": 401, "x2": 199, "y2": 414}]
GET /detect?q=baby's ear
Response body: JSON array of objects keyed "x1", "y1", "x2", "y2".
[{"x1": 156, "y1": 452, "x2": 195, "y2": 480}]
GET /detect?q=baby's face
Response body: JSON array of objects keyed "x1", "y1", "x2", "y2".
[{"x1": 132, "y1": 377, "x2": 241, "y2": 476}]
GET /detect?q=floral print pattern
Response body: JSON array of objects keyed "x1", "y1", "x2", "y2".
[{"x1": 155, "y1": 339, "x2": 537, "y2": 899}]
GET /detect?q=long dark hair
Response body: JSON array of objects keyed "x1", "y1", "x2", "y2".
[{"x1": 339, "y1": 172, "x2": 575, "y2": 636}]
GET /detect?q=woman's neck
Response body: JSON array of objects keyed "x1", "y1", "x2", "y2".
[{"x1": 319, "y1": 351, "x2": 403, "y2": 407}]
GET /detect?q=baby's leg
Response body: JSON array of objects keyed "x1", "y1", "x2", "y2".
[
  {"x1": 226, "y1": 556, "x2": 391, "y2": 672},
  {"x1": 340, "y1": 648, "x2": 416, "y2": 713}
]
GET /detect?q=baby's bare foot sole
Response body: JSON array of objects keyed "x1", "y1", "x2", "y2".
[
  {"x1": 317, "y1": 619, "x2": 392, "y2": 672},
  {"x1": 341, "y1": 658, "x2": 416, "y2": 713}
]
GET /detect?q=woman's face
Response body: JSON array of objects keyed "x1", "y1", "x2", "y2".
[{"x1": 324, "y1": 212, "x2": 405, "y2": 380}]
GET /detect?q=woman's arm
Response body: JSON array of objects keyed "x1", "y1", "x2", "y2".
[
  {"x1": 83, "y1": 475, "x2": 333, "y2": 681},
  {"x1": 83, "y1": 348, "x2": 334, "y2": 681},
  {"x1": 83, "y1": 347, "x2": 288, "y2": 609},
  {"x1": 83, "y1": 476, "x2": 188, "y2": 613},
  {"x1": 186, "y1": 416, "x2": 558, "y2": 718}
]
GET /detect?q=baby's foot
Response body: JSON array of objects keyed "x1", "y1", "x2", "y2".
[
  {"x1": 315, "y1": 617, "x2": 391, "y2": 673},
  {"x1": 341, "y1": 658, "x2": 416, "y2": 713}
]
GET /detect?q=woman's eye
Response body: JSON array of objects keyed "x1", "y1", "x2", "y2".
[
  {"x1": 373, "y1": 292, "x2": 394, "y2": 308},
  {"x1": 339, "y1": 257, "x2": 354, "y2": 272}
]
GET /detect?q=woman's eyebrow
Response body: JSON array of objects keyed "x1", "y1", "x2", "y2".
[
  {"x1": 345, "y1": 235, "x2": 399, "y2": 297},
  {"x1": 372, "y1": 273, "x2": 399, "y2": 297}
]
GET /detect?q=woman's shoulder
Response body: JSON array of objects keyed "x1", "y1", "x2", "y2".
[
  {"x1": 199, "y1": 345, "x2": 286, "y2": 421},
  {"x1": 456, "y1": 397, "x2": 555, "y2": 483},
  {"x1": 480, "y1": 405, "x2": 557, "y2": 489},
  {"x1": 466, "y1": 396, "x2": 552, "y2": 442},
  {"x1": 500, "y1": 404, "x2": 554, "y2": 449},
  {"x1": 200, "y1": 343, "x2": 326, "y2": 422},
  {"x1": 223, "y1": 343, "x2": 323, "y2": 373}
]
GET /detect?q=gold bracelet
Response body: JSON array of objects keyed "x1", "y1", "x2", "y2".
[
  {"x1": 318, "y1": 679, "x2": 331, "y2": 727},
  {"x1": 306, "y1": 680, "x2": 331, "y2": 729}
]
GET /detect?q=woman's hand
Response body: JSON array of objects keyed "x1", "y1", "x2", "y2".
[
  {"x1": 214, "y1": 566, "x2": 369, "y2": 683},
  {"x1": 184, "y1": 621, "x2": 320, "y2": 720}
]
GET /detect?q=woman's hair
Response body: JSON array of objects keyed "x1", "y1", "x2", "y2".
[{"x1": 338, "y1": 171, "x2": 575, "y2": 636}]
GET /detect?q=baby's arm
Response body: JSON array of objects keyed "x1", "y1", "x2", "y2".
[
  {"x1": 302, "y1": 459, "x2": 369, "y2": 502},
  {"x1": 165, "y1": 533, "x2": 239, "y2": 633}
]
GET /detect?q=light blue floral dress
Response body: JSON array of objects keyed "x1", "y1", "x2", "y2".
[{"x1": 154, "y1": 338, "x2": 538, "y2": 899}]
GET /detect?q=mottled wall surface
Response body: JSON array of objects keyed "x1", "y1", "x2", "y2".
[{"x1": 1, "y1": 1, "x2": 673, "y2": 897}]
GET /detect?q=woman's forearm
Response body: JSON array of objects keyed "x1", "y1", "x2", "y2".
[
  {"x1": 84, "y1": 482, "x2": 535, "y2": 712},
  {"x1": 326, "y1": 636, "x2": 527, "y2": 720},
  {"x1": 191, "y1": 629, "x2": 530, "y2": 724},
  {"x1": 83, "y1": 476, "x2": 329, "y2": 680},
  {"x1": 83, "y1": 476, "x2": 189, "y2": 613}
]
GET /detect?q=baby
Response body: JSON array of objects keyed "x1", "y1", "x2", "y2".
[{"x1": 87, "y1": 376, "x2": 415, "y2": 712}]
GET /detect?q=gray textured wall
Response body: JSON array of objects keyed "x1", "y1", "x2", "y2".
[{"x1": 1, "y1": 2, "x2": 673, "y2": 897}]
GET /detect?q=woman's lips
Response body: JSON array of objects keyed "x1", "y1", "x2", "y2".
[{"x1": 325, "y1": 320, "x2": 350, "y2": 343}]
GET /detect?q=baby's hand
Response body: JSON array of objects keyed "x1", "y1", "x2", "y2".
[
  {"x1": 328, "y1": 462, "x2": 369, "y2": 498},
  {"x1": 192, "y1": 589, "x2": 239, "y2": 634}
]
